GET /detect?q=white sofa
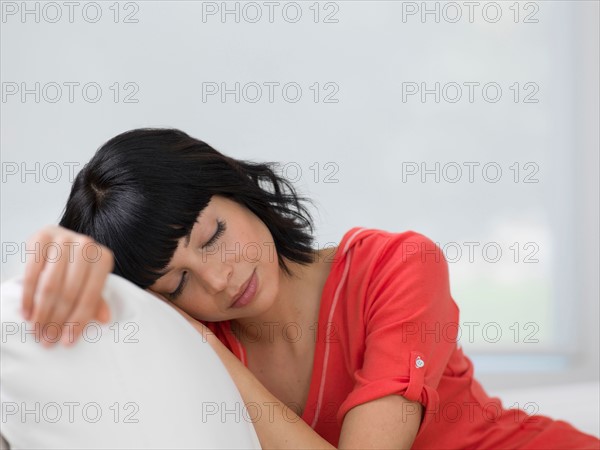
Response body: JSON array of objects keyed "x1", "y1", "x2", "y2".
[{"x1": 0, "y1": 275, "x2": 261, "y2": 450}]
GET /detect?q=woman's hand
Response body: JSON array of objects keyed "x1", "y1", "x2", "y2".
[{"x1": 21, "y1": 225, "x2": 114, "y2": 346}]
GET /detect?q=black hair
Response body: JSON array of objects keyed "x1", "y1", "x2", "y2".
[{"x1": 59, "y1": 128, "x2": 316, "y2": 289}]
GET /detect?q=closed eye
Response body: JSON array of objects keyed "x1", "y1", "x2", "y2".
[
  {"x1": 168, "y1": 271, "x2": 187, "y2": 299},
  {"x1": 202, "y1": 218, "x2": 226, "y2": 249},
  {"x1": 168, "y1": 219, "x2": 227, "y2": 300}
]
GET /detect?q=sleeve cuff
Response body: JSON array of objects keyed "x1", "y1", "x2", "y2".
[{"x1": 337, "y1": 351, "x2": 440, "y2": 437}]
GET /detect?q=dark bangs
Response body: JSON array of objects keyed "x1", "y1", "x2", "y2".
[{"x1": 59, "y1": 128, "x2": 315, "y2": 289}]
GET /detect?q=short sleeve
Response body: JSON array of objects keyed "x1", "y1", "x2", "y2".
[{"x1": 337, "y1": 232, "x2": 460, "y2": 433}]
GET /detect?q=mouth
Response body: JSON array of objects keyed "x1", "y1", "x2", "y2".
[{"x1": 230, "y1": 269, "x2": 257, "y2": 308}]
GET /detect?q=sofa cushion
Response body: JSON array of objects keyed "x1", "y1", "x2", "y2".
[{"x1": 0, "y1": 274, "x2": 261, "y2": 450}]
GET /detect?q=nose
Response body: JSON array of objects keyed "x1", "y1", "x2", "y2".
[{"x1": 198, "y1": 261, "x2": 233, "y2": 296}]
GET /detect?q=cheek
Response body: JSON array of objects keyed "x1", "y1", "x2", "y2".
[
  {"x1": 261, "y1": 254, "x2": 281, "y2": 295},
  {"x1": 181, "y1": 277, "x2": 236, "y2": 319},
  {"x1": 176, "y1": 283, "x2": 213, "y2": 317},
  {"x1": 256, "y1": 231, "x2": 277, "y2": 265}
]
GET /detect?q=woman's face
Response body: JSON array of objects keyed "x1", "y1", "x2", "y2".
[{"x1": 148, "y1": 195, "x2": 281, "y2": 322}]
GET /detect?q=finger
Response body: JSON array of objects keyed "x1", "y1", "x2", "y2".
[
  {"x1": 46, "y1": 244, "x2": 91, "y2": 344},
  {"x1": 94, "y1": 299, "x2": 111, "y2": 324},
  {"x1": 62, "y1": 257, "x2": 112, "y2": 346},
  {"x1": 21, "y1": 230, "x2": 53, "y2": 321},
  {"x1": 30, "y1": 243, "x2": 69, "y2": 345},
  {"x1": 93, "y1": 245, "x2": 113, "y2": 324}
]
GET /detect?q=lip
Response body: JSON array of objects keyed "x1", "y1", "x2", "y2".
[{"x1": 230, "y1": 269, "x2": 258, "y2": 308}]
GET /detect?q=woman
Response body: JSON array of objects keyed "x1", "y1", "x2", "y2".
[{"x1": 21, "y1": 128, "x2": 599, "y2": 449}]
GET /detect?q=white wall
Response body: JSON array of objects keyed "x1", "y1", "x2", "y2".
[{"x1": 1, "y1": 1, "x2": 598, "y2": 391}]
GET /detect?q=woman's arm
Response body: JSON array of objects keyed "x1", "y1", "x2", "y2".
[
  {"x1": 155, "y1": 290, "x2": 422, "y2": 450},
  {"x1": 204, "y1": 331, "x2": 336, "y2": 450},
  {"x1": 156, "y1": 296, "x2": 335, "y2": 450},
  {"x1": 196, "y1": 321, "x2": 421, "y2": 450}
]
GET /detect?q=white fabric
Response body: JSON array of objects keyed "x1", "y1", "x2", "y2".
[{"x1": 0, "y1": 274, "x2": 262, "y2": 450}]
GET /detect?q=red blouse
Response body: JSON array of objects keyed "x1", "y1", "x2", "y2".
[{"x1": 203, "y1": 227, "x2": 600, "y2": 449}]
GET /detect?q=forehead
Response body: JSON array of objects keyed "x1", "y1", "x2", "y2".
[{"x1": 206, "y1": 195, "x2": 235, "y2": 210}]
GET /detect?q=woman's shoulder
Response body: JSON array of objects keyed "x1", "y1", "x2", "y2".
[
  {"x1": 320, "y1": 227, "x2": 447, "y2": 295},
  {"x1": 336, "y1": 227, "x2": 454, "y2": 313},
  {"x1": 331, "y1": 228, "x2": 450, "y2": 298},
  {"x1": 336, "y1": 227, "x2": 441, "y2": 260},
  {"x1": 339, "y1": 226, "x2": 434, "y2": 241}
]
